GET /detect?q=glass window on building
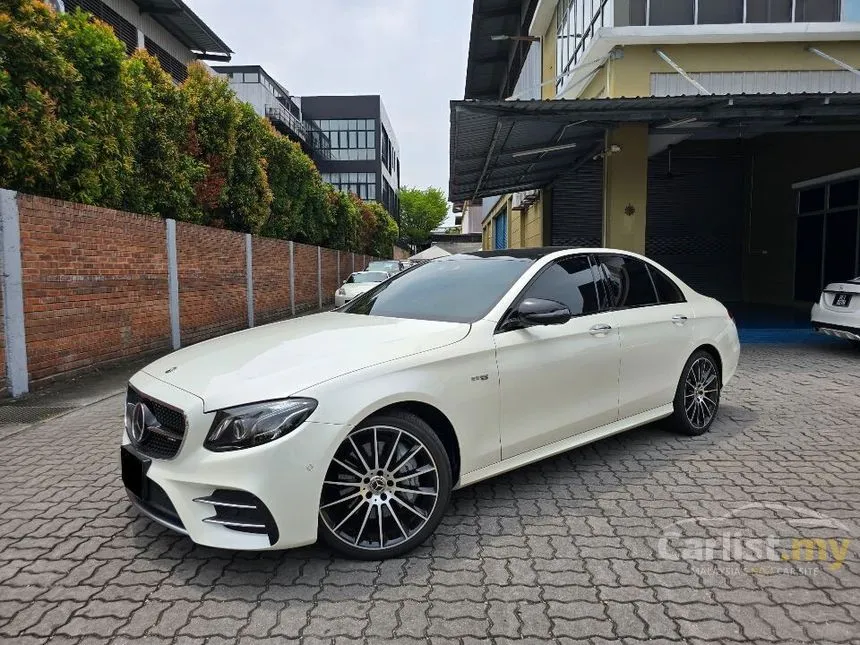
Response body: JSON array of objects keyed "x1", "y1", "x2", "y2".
[
  {"x1": 746, "y1": 0, "x2": 793, "y2": 22},
  {"x1": 698, "y1": 0, "x2": 744, "y2": 23},
  {"x1": 846, "y1": 0, "x2": 860, "y2": 21},
  {"x1": 649, "y1": 0, "x2": 695, "y2": 25},
  {"x1": 796, "y1": 0, "x2": 840, "y2": 21},
  {"x1": 615, "y1": 0, "x2": 647, "y2": 25}
]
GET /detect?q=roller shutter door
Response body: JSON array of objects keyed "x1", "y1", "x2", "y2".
[
  {"x1": 550, "y1": 159, "x2": 603, "y2": 247},
  {"x1": 646, "y1": 150, "x2": 744, "y2": 301}
]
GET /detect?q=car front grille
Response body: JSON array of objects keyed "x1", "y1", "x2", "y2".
[{"x1": 126, "y1": 387, "x2": 186, "y2": 460}]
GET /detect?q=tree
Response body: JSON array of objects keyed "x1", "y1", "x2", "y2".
[
  {"x1": 398, "y1": 186, "x2": 448, "y2": 246},
  {"x1": 220, "y1": 101, "x2": 271, "y2": 233},
  {"x1": 0, "y1": 0, "x2": 132, "y2": 206},
  {"x1": 182, "y1": 62, "x2": 240, "y2": 218},
  {"x1": 367, "y1": 201, "x2": 398, "y2": 258},
  {"x1": 122, "y1": 51, "x2": 203, "y2": 221},
  {"x1": 262, "y1": 132, "x2": 333, "y2": 245}
]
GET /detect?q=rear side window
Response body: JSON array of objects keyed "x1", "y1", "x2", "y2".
[
  {"x1": 521, "y1": 256, "x2": 600, "y2": 316},
  {"x1": 648, "y1": 265, "x2": 686, "y2": 304},
  {"x1": 594, "y1": 255, "x2": 659, "y2": 308}
]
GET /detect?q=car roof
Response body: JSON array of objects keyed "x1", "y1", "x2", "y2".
[{"x1": 457, "y1": 247, "x2": 646, "y2": 261}]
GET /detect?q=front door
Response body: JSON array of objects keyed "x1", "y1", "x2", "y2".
[
  {"x1": 593, "y1": 254, "x2": 694, "y2": 418},
  {"x1": 494, "y1": 255, "x2": 621, "y2": 459}
]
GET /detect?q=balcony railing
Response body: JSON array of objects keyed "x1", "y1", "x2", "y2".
[{"x1": 265, "y1": 104, "x2": 307, "y2": 143}]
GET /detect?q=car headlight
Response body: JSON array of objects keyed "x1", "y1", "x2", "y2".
[
  {"x1": 204, "y1": 398, "x2": 317, "y2": 452},
  {"x1": 337, "y1": 288, "x2": 346, "y2": 295}
]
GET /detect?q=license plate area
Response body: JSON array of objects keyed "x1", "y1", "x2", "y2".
[
  {"x1": 832, "y1": 293, "x2": 852, "y2": 307},
  {"x1": 121, "y1": 445, "x2": 151, "y2": 498}
]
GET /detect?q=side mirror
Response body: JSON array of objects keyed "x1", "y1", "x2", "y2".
[{"x1": 514, "y1": 298, "x2": 571, "y2": 328}]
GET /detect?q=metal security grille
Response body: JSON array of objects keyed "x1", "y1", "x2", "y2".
[
  {"x1": 64, "y1": 0, "x2": 137, "y2": 55},
  {"x1": 145, "y1": 36, "x2": 188, "y2": 84},
  {"x1": 550, "y1": 159, "x2": 603, "y2": 247},
  {"x1": 646, "y1": 149, "x2": 745, "y2": 301},
  {"x1": 494, "y1": 211, "x2": 508, "y2": 249}
]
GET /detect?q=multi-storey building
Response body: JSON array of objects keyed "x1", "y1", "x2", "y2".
[
  {"x1": 61, "y1": 0, "x2": 231, "y2": 83},
  {"x1": 302, "y1": 96, "x2": 401, "y2": 220},
  {"x1": 212, "y1": 65, "x2": 317, "y2": 155},
  {"x1": 450, "y1": 0, "x2": 860, "y2": 305}
]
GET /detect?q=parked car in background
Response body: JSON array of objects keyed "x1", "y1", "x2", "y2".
[
  {"x1": 366, "y1": 260, "x2": 403, "y2": 274},
  {"x1": 120, "y1": 247, "x2": 739, "y2": 559},
  {"x1": 335, "y1": 271, "x2": 390, "y2": 307},
  {"x1": 811, "y1": 277, "x2": 860, "y2": 343}
]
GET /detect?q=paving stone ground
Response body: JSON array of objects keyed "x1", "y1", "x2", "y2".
[{"x1": 1, "y1": 343, "x2": 859, "y2": 644}]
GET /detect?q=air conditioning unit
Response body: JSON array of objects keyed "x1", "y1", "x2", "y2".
[{"x1": 512, "y1": 190, "x2": 539, "y2": 211}]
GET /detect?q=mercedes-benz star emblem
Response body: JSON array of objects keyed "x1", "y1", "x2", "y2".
[{"x1": 131, "y1": 402, "x2": 150, "y2": 444}]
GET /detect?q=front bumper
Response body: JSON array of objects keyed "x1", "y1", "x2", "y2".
[
  {"x1": 123, "y1": 371, "x2": 350, "y2": 550},
  {"x1": 334, "y1": 294, "x2": 351, "y2": 307},
  {"x1": 811, "y1": 304, "x2": 860, "y2": 341}
]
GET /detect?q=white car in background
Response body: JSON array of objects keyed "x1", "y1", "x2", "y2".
[
  {"x1": 811, "y1": 277, "x2": 860, "y2": 343},
  {"x1": 121, "y1": 247, "x2": 739, "y2": 559},
  {"x1": 366, "y1": 260, "x2": 404, "y2": 274},
  {"x1": 334, "y1": 271, "x2": 390, "y2": 307}
]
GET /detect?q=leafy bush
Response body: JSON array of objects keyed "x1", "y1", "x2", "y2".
[{"x1": 0, "y1": 0, "x2": 396, "y2": 254}]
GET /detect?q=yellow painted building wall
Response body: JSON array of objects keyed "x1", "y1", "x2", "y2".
[{"x1": 606, "y1": 41, "x2": 860, "y2": 97}]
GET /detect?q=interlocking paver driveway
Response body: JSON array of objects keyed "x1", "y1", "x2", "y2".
[{"x1": 1, "y1": 343, "x2": 859, "y2": 644}]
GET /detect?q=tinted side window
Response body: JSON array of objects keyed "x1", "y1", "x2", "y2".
[
  {"x1": 648, "y1": 266, "x2": 685, "y2": 304},
  {"x1": 595, "y1": 255, "x2": 659, "y2": 308},
  {"x1": 522, "y1": 256, "x2": 599, "y2": 316}
]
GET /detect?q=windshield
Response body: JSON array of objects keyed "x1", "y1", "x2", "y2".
[
  {"x1": 347, "y1": 272, "x2": 389, "y2": 284},
  {"x1": 339, "y1": 255, "x2": 535, "y2": 323},
  {"x1": 368, "y1": 261, "x2": 400, "y2": 272}
]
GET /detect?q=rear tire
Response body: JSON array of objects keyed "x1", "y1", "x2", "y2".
[
  {"x1": 318, "y1": 411, "x2": 452, "y2": 560},
  {"x1": 669, "y1": 350, "x2": 721, "y2": 436}
]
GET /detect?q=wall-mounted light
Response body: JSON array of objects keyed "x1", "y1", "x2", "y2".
[{"x1": 490, "y1": 34, "x2": 541, "y2": 42}]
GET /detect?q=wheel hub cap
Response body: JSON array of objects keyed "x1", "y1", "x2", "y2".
[{"x1": 368, "y1": 475, "x2": 387, "y2": 493}]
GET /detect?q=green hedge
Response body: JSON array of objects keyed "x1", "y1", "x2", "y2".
[{"x1": 0, "y1": 0, "x2": 396, "y2": 255}]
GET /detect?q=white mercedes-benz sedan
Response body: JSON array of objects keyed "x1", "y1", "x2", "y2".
[
  {"x1": 122, "y1": 248, "x2": 739, "y2": 559},
  {"x1": 811, "y1": 277, "x2": 860, "y2": 343},
  {"x1": 334, "y1": 271, "x2": 390, "y2": 307}
]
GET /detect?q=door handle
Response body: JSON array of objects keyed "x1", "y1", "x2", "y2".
[
  {"x1": 672, "y1": 314, "x2": 688, "y2": 324},
  {"x1": 589, "y1": 323, "x2": 613, "y2": 335}
]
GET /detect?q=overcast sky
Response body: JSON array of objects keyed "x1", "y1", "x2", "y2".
[{"x1": 185, "y1": 0, "x2": 472, "y2": 213}]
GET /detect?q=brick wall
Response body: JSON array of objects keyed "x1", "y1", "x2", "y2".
[
  {"x1": 177, "y1": 222, "x2": 246, "y2": 346},
  {"x1": 252, "y1": 237, "x2": 291, "y2": 326},
  {"x1": 18, "y1": 195, "x2": 171, "y2": 382},
  {"x1": 2, "y1": 193, "x2": 387, "y2": 393}
]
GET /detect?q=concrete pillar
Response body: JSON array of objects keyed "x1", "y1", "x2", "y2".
[
  {"x1": 603, "y1": 124, "x2": 649, "y2": 254},
  {"x1": 165, "y1": 219, "x2": 180, "y2": 349},
  {"x1": 245, "y1": 234, "x2": 254, "y2": 328},
  {"x1": 0, "y1": 190, "x2": 28, "y2": 397}
]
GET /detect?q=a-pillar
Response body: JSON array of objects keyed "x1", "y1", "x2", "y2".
[{"x1": 603, "y1": 124, "x2": 649, "y2": 254}]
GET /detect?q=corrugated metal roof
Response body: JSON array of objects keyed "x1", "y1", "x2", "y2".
[
  {"x1": 136, "y1": 0, "x2": 232, "y2": 58},
  {"x1": 464, "y1": 0, "x2": 538, "y2": 100},
  {"x1": 449, "y1": 93, "x2": 860, "y2": 202}
]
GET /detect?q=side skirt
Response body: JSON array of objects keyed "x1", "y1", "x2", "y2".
[{"x1": 455, "y1": 404, "x2": 674, "y2": 489}]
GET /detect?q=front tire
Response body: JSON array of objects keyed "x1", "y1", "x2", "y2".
[
  {"x1": 318, "y1": 411, "x2": 452, "y2": 560},
  {"x1": 669, "y1": 350, "x2": 721, "y2": 436}
]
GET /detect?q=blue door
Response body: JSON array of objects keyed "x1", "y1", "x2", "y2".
[{"x1": 494, "y1": 212, "x2": 507, "y2": 249}]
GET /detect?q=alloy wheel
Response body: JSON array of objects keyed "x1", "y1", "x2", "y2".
[
  {"x1": 319, "y1": 425, "x2": 440, "y2": 552},
  {"x1": 683, "y1": 356, "x2": 719, "y2": 429}
]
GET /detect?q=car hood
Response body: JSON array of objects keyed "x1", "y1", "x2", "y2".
[
  {"x1": 140, "y1": 312, "x2": 469, "y2": 411},
  {"x1": 341, "y1": 283, "x2": 378, "y2": 295}
]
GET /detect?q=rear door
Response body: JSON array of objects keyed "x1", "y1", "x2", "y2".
[
  {"x1": 494, "y1": 254, "x2": 620, "y2": 459},
  {"x1": 593, "y1": 254, "x2": 694, "y2": 419}
]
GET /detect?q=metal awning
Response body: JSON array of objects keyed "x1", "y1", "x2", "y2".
[
  {"x1": 449, "y1": 93, "x2": 860, "y2": 202},
  {"x1": 136, "y1": 0, "x2": 232, "y2": 59},
  {"x1": 464, "y1": 0, "x2": 537, "y2": 100}
]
